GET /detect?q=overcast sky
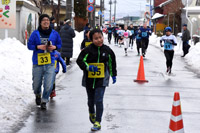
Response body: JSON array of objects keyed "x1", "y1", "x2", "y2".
[{"x1": 96, "y1": 0, "x2": 148, "y2": 19}]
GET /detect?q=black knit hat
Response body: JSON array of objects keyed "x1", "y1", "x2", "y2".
[{"x1": 39, "y1": 14, "x2": 50, "y2": 25}]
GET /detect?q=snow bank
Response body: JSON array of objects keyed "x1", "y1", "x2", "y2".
[
  {"x1": 0, "y1": 38, "x2": 33, "y2": 132},
  {"x1": 73, "y1": 31, "x2": 83, "y2": 58},
  {"x1": 185, "y1": 42, "x2": 200, "y2": 70}
]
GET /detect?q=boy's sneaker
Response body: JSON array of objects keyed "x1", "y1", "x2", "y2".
[
  {"x1": 35, "y1": 94, "x2": 41, "y2": 105},
  {"x1": 50, "y1": 89, "x2": 56, "y2": 99},
  {"x1": 41, "y1": 102, "x2": 47, "y2": 110},
  {"x1": 89, "y1": 113, "x2": 96, "y2": 124},
  {"x1": 91, "y1": 121, "x2": 101, "y2": 131}
]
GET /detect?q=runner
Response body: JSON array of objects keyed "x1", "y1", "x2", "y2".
[
  {"x1": 107, "y1": 24, "x2": 113, "y2": 44},
  {"x1": 136, "y1": 26, "x2": 142, "y2": 56},
  {"x1": 128, "y1": 24, "x2": 136, "y2": 49},
  {"x1": 123, "y1": 26, "x2": 132, "y2": 56},
  {"x1": 113, "y1": 24, "x2": 119, "y2": 45},
  {"x1": 138, "y1": 23, "x2": 151, "y2": 57},
  {"x1": 76, "y1": 29, "x2": 117, "y2": 131},
  {"x1": 117, "y1": 27, "x2": 124, "y2": 47},
  {"x1": 160, "y1": 27, "x2": 177, "y2": 75}
]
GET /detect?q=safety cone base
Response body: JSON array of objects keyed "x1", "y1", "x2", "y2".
[{"x1": 134, "y1": 79, "x2": 148, "y2": 82}]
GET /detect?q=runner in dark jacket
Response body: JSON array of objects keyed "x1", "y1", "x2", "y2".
[{"x1": 76, "y1": 29, "x2": 117, "y2": 131}]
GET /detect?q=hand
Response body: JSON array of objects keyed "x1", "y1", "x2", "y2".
[
  {"x1": 112, "y1": 76, "x2": 116, "y2": 84},
  {"x1": 47, "y1": 45, "x2": 56, "y2": 51},
  {"x1": 37, "y1": 45, "x2": 47, "y2": 50},
  {"x1": 88, "y1": 65, "x2": 98, "y2": 72},
  {"x1": 62, "y1": 69, "x2": 66, "y2": 73},
  {"x1": 160, "y1": 43, "x2": 164, "y2": 47}
]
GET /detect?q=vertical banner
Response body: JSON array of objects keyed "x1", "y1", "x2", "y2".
[{"x1": 0, "y1": 0, "x2": 16, "y2": 29}]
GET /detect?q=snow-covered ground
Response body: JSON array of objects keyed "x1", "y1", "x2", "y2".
[{"x1": 0, "y1": 31, "x2": 82, "y2": 132}]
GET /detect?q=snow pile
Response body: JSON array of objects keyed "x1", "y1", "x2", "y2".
[
  {"x1": 0, "y1": 38, "x2": 33, "y2": 132},
  {"x1": 73, "y1": 31, "x2": 83, "y2": 58},
  {"x1": 185, "y1": 42, "x2": 200, "y2": 70}
]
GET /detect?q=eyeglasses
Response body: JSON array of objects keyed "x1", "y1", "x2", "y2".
[{"x1": 42, "y1": 19, "x2": 50, "y2": 22}]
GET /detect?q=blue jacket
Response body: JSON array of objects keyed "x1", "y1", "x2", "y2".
[
  {"x1": 28, "y1": 30, "x2": 62, "y2": 65},
  {"x1": 54, "y1": 51, "x2": 66, "y2": 73},
  {"x1": 139, "y1": 27, "x2": 151, "y2": 39}
]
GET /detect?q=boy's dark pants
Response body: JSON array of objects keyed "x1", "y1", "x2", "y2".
[
  {"x1": 141, "y1": 39, "x2": 149, "y2": 54},
  {"x1": 164, "y1": 50, "x2": 174, "y2": 69},
  {"x1": 86, "y1": 86, "x2": 106, "y2": 123}
]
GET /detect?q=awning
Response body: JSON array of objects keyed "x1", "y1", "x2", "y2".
[{"x1": 151, "y1": 13, "x2": 165, "y2": 20}]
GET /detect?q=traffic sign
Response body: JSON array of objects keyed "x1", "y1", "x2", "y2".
[
  {"x1": 88, "y1": 0, "x2": 95, "y2": 4},
  {"x1": 87, "y1": 5, "x2": 94, "y2": 12}
]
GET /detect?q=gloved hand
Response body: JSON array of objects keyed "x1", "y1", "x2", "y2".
[
  {"x1": 62, "y1": 69, "x2": 66, "y2": 73},
  {"x1": 112, "y1": 76, "x2": 116, "y2": 84},
  {"x1": 160, "y1": 43, "x2": 164, "y2": 47},
  {"x1": 87, "y1": 65, "x2": 98, "y2": 72}
]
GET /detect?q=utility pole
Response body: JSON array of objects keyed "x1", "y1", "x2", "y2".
[
  {"x1": 113, "y1": 0, "x2": 117, "y2": 23},
  {"x1": 66, "y1": 0, "x2": 72, "y2": 20},
  {"x1": 100, "y1": 0, "x2": 103, "y2": 26},
  {"x1": 109, "y1": 0, "x2": 112, "y2": 24},
  {"x1": 93, "y1": 0, "x2": 96, "y2": 28}
]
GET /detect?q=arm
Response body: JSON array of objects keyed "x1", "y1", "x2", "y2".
[
  {"x1": 58, "y1": 53, "x2": 67, "y2": 73},
  {"x1": 76, "y1": 49, "x2": 89, "y2": 71},
  {"x1": 71, "y1": 29, "x2": 76, "y2": 38},
  {"x1": 27, "y1": 31, "x2": 38, "y2": 50},
  {"x1": 160, "y1": 36, "x2": 164, "y2": 47},
  {"x1": 108, "y1": 48, "x2": 117, "y2": 77}
]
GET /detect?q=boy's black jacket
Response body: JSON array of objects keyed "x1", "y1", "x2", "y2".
[{"x1": 76, "y1": 43, "x2": 117, "y2": 89}]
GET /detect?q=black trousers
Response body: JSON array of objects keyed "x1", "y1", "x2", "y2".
[
  {"x1": 129, "y1": 36, "x2": 134, "y2": 46},
  {"x1": 108, "y1": 33, "x2": 112, "y2": 43},
  {"x1": 62, "y1": 57, "x2": 70, "y2": 65},
  {"x1": 114, "y1": 34, "x2": 118, "y2": 44},
  {"x1": 136, "y1": 40, "x2": 141, "y2": 54},
  {"x1": 164, "y1": 50, "x2": 174, "y2": 69},
  {"x1": 141, "y1": 39, "x2": 149, "y2": 54},
  {"x1": 182, "y1": 41, "x2": 190, "y2": 56}
]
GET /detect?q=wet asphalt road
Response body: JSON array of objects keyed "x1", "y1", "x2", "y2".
[{"x1": 18, "y1": 40, "x2": 200, "y2": 133}]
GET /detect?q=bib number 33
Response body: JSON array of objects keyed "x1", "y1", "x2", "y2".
[
  {"x1": 38, "y1": 53, "x2": 51, "y2": 65},
  {"x1": 88, "y1": 63, "x2": 105, "y2": 78}
]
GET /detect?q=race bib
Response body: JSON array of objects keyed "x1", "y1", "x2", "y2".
[
  {"x1": 85, "y1": 42, "x2": 92, "y2": 47},
  {"x1": 37, "y1": 53, "x2": 51, "y2": 65},
  {"x1": 54, "y1": 60, "x2": 57, "y2": 68},
  {"x1": 131, "y1": 30, "x2": 134, "y2": 34},
  {"x1": 164, "y1": 43, "x2": 173, "y2": 50},
  {"x1": 88, "y1": 63, "x2": 105, "y2": 78},
  {"x1": 124, "y1": 32, "x2": 128, "y2": 38},
  {"x1": 142, "y1": 32, "x2": 147, "y2": 37}
]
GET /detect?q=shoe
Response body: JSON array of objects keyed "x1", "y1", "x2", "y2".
[
  {"x1": 41, "y1": 102, "x2": 47, "y2": 110},
  {"x1": 181, "y1": 55, "x2": 185, "y2": 57},
  {"x1": 166, "y1": 67, "x2": 171, "y2": 75},
  {"x1": 125, "y1": 52, "x2": 128, "y2": 56},
  {"x1": 137, "y1": 53, "x2": 140, "y2": 56},
  {"x1": 35, "y1": 94, "x2": 41, "y2": 105},
  {"x1": 50, "y1": 89, "x2": 56, "y2": 99},
  {"x1": 91, "y1": 121, "x2": 101, "y2": 131},
  {"x1": 89, "y1": 113, "x2": 96, "y2": 124},
  {"x1": 142, "y1": 53, "x2": 145, "y2": 57}
]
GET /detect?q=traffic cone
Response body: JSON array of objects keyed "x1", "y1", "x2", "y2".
[
  {"x1": 134, "y1": 56, "x2": 148, "y2": 82},
  {"x1": 169, "y1": 92, "x2": 184, "y2": 133}
]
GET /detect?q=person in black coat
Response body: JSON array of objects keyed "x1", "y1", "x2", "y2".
[
  {"x1": 60, "y1": 20, "x2": 76, "y2": 65},
  {"x1": 181, "y1": 24, "x2": 191, "y2": 57}
]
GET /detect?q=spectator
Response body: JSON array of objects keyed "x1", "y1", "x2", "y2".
[
  {"x1": 84, "y1": 23, "x2": 91, "y2": 39},
  {"x1": 181, "y1": 24, "x2": 191, "y2": 57},
  {"x1": 50, "y1": 16, "x2": 55, "y2": 29},
  {"x1": 27, "y1": 14, "x2": 62, "y2": 110},
  {"x1": 60, "y1": 19, "x2": 76, "y2": 65}
]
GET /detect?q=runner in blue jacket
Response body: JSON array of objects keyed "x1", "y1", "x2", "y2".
[
  {"x1": 28, "y1": 14, "x2": 62, "y2": 110},
  {"x1": 50, "y1": 50, "x2": 66, "y2": 98}
]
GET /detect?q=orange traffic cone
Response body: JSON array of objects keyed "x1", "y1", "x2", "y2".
[
  {"x1": 169, "y1": 92, "x2": 184, "y2": 133},
  {"x1": 134, "y1": 56, "x2": 148, "y2": 82}
]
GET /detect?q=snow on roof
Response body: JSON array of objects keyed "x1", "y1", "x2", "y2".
[
  {"x1": 183, "y1": 6, "x2": 200, "y2": 14},
  {"x1": 151, "y1": 13, "x2": 165, "y2": 20},
  {"x1": 17, "y1": 0, "x2": 36, "y2": 7},
  {"x1": 158, "y1": 0, "x2": 173, "y2": 8},
  {"x1": 53, "y1": 0, "x2": 66, "y2": 6}
]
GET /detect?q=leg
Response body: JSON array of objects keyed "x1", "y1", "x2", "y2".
[
  {"x1": 136, "y1": 41, "x2": 140, "y2": 55},
  {"x1": 32, "y1": 65, "x2": 44, "y2": 95},
  {"x1": 164, "y1": 50, "x2": 171, "y2": 69},
  {"x1": 42, "y1": 63, "x2": 55, "y2": 103},
  {"x1": 141, "y1": 40, "x2": 146, "y2": 56},
  {"x1": 86, "y1": 87, "x2": 95, "y2": 114},
  {"x1": 95, "y1": 86, "x2": 106, "y2": 123},
  {"x1": 169, "y1": 50, "x2": 174, "y2": 69}
]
